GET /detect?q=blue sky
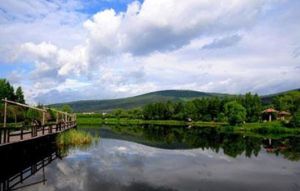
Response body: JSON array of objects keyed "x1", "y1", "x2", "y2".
[{"x1": 0, "y1": 0, "x2": 300, "y2": 104}]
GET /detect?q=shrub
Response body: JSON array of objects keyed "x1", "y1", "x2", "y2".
[{"x1": 224, "y1": 101, "x2": 247, "y2": 125}]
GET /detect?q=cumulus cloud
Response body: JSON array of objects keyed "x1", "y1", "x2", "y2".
[
  {"x1": 1, "y1": 0, "x2": 300, "y2": 103},
  {"x1": 83, "y1": 0, "x2": 273, "y2": 56},
  {"x1": 18, "y1": 42, "x2": 88, "y2": 79}
]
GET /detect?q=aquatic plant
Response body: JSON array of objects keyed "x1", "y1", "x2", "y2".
[{"x1": 56, "y1": 129, "x2": 97, "y2": 147}]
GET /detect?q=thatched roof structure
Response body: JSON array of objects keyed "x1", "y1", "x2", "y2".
[
  {"x1": 262, "y1": 108, "x2": 279, "y2": 113},
  {"x1": 278, "y1": 111, "x2": 291, "y2": 116}
]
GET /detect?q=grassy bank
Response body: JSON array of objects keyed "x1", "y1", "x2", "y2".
[
  {"x1": 77, "y1": 117, "x2": 224, "y2": 127},
  {"x1": 236, "y1": 121, "x2": 300, "y2": 134},
  {"x1": 77, "y1": 117, "x2": 300, "y2": 134}
]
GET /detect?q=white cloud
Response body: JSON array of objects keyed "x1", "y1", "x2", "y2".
[
  {"x1": 1, "y1": 0, "x2": 300, "y2": 103},
  {"x1": 82, "y1": 0, "x2": 275, "y2": 56}
]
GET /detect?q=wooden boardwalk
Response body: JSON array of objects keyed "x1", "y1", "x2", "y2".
[{"x1": 0, "y1": 121, "x2": 76, "y2": 147}]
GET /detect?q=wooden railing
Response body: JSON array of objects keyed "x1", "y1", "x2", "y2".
[{"x1": 0, "y1": 121, "x2": 77, "y2": 145}]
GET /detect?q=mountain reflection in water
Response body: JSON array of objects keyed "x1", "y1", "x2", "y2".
[{"x1": 0, "y1": 125, "x2": 300, "y2": 191}]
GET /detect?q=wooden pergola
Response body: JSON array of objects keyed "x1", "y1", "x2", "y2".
[
  {"x1": 2, "y1": 98, "x2": 76, "y2": 128},
  {"x1": 278, "y1": 111, "x2": 291, "y2": 121},
  {"x1": 262, "y1": 108, "x2": 279, "y2": 122}
]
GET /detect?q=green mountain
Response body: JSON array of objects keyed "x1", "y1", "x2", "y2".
[
  {"x1": 50, "y1": 89, "x2": 300, "y2": 113},
  {"x1": 261, "y1": 89, "x2": 300, "y2": 104},
  {"x1": 50, "y1": 90, "x2": 230, "y2": 112}
]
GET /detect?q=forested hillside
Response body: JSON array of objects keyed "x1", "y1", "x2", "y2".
[
  {"x1": 50, "y1": 90, "x2": 231, "y2": 112},
  {"x1": 51, "y1": 89, "x2": 300, "y2": 113}
]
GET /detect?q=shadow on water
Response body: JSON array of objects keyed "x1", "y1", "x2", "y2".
[
  {"x1": 82, "y1": 124, "x2": 300, "y2": 161},
  {"x1": 0, "y1": 136, "x2": 64, "y2": 191},
  {"x1": 0, "y1": 130, "x2": 98, "y2": 191}
]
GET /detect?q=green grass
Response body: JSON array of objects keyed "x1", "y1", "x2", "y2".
[
  {"x1": 0, "y1": 122, "x2": 24, "y2": 128},
  {"x1": 235, "y1": 121, "x2": 300, "y2": 134},
  {"x1": 77, "y1": 117, "x2": 102, "y2": 125},
  {"x1": 77, "y1": 116, "x2": 300, "y2": 135},
  {"x1": 77, "y1": 117, "x2": 224, "y2": 127},
  {"x1": 56, "y1": 129, "x2": 95, "y2": 147}
]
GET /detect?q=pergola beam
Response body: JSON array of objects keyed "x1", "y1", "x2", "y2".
[
  {"x1": 47, "y1": 108, "x2": 73, "y2": 117},
  {"x1": 2, "y1": 99, "x2": 47, "y2": 112}
]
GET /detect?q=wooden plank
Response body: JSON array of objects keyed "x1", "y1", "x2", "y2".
[{"x1": 0, "y1": 122, "x2": 76, "y2": 146}]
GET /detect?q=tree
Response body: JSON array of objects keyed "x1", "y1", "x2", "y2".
[
  {"x1": 26, "y1": 108, "x2": 42, "y2": 125},
  {"x1": 61, "y1": 105, "x2": 73, "y2": 113},
  {"x1": 128, "y1": 108, "x2": 143, "y2": 119},
  {"x1": 143, "y1": 103, "x2": 155, "y2": 120},
  {"x1": 224, "y1": 101, "x2": 247, "y2": 125},
  {"x1": 241, "y1": 93, "x2": 262, "y2": 122},
  {"x1": 172, "y1": 101, "x2": 185, "y2": 120},
  {"x1": 0, "y1": 79, "x2": 15, "y2": 101},
  {"x1": 15, "y1": 87, "x2": 25, "y2": 104},
  {"x1": 111, "y1": 108, "x2": 129, "y2": 118},
  {"x1": 184, "y1": 101, "x2": 197, "y2": 120},
  {"x1": 273, "y1": 91, "x2": 300, "y2": 113},
  {"x1": 208, "y1": 97, "x2": 221, "y2": 121},
  {"x1": 289, "y1": 109, "x2": 300, "y2": 128},
  {"x1": 192, "y1": 98, "x2": 209, "y2": 120}
]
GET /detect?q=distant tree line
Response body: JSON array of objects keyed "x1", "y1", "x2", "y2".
[
  {"x1": 105, "y1": 91, "x2": 300, "y2": 126},
  {"x1": 137, "y1": 93, "x2": 260, "y2": 125}
]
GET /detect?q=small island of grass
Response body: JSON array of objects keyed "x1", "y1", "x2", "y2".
[{"x1": 56, "y1": 129, "x2": 96, "y2": 147}]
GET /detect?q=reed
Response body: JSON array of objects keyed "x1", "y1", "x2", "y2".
[{"x1": 56, "y1": 129, "x2": 94, "y2": 147}]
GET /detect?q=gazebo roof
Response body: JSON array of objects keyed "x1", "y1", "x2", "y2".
[
  {"x1": 278, "y1": 111, "x2": 291, "y2": 115},
  {"x1": 262, "y1": 108, "x2": 279, "y2": 113}
]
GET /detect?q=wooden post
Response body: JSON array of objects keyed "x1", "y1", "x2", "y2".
[
  {"x1": 7, "y1": 130, "x2": 10, "y2": 143},
  {"x1": 42, "y1": 111, "x2": 45, "y2": 126},
  {"x1": 56, "y1": 112, "x2": 59, "y2": 124},
  {"x1": 21, "y1": 128, "x2": 23, "y2": 140},
  {"x1": 3, "y1": 129, "x2": 7, "y2": 143},
  {"x1": 3, "y1": 98, "x2": 7, "y2": 128}
]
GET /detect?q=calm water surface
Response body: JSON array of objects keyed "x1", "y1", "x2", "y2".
[{"x1": 1, "y1": 125, "x2": 300, "y2": 191}]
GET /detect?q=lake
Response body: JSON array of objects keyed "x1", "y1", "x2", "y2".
[{"x1": 1, "y1": 125, "x2": 300, "y2": 191}]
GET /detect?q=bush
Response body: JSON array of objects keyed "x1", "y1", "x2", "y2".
[{"x1": 224, "y1": 101, "x2": 247, "y2": 125}]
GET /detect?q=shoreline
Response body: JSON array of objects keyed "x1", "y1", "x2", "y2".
[{"x1": 77, "y1": 117, "x2": 300, "y2": 135}]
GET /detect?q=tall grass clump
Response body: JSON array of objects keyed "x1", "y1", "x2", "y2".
[{"x1": 56, "y1": 129, "x2": 95, "y2": 147}]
